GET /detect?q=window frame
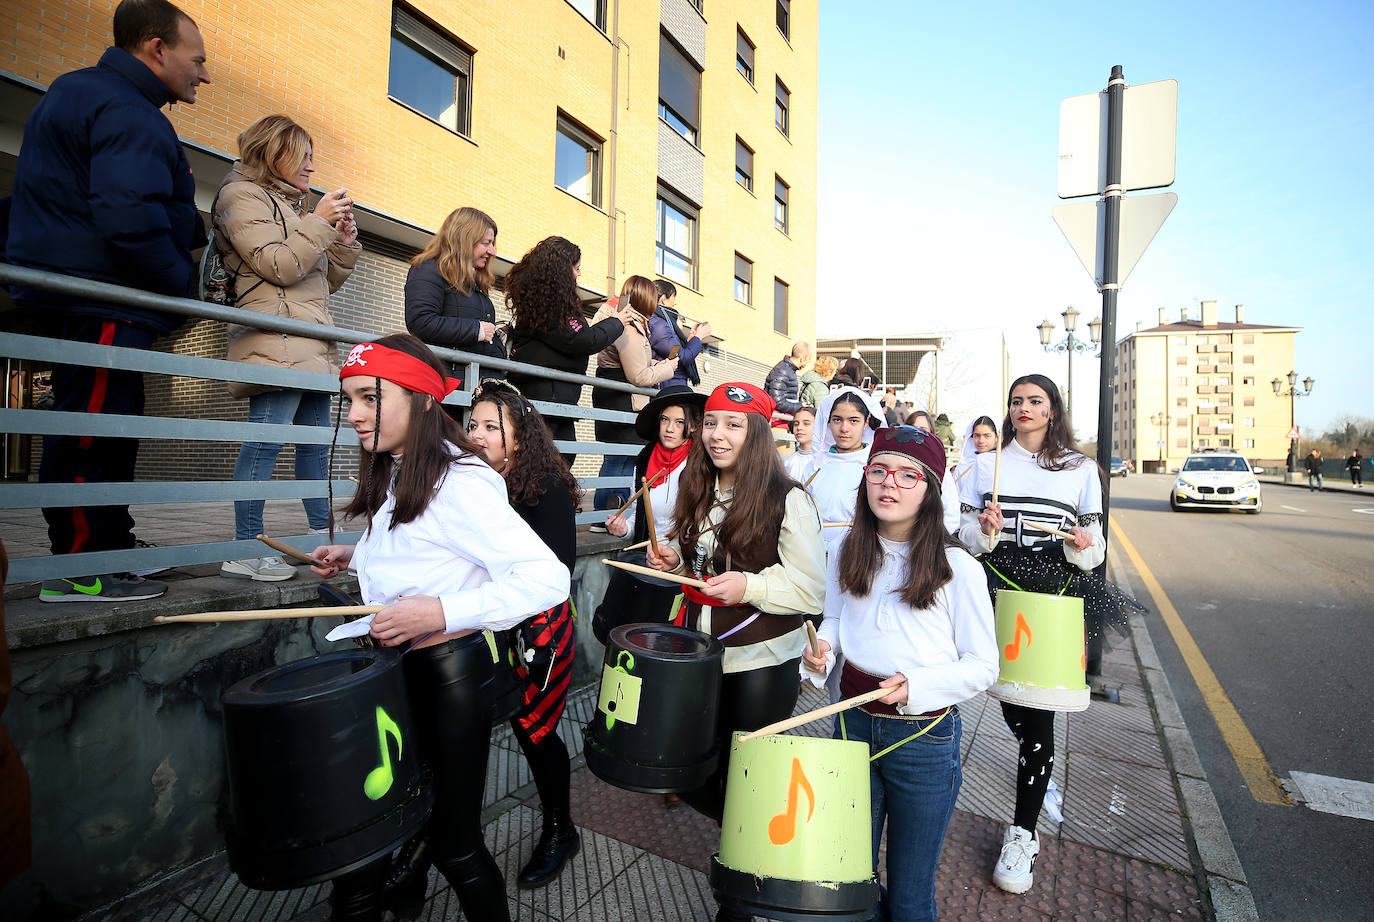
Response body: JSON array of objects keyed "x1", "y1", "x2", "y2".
[
  {"x1": 736, "y1": 27, "x2": 755, "y2": 84},
  {"x1": 734, "y1": 253, "x2": 753, "y2": 305},
  {"x1": 735, "y1": 137, "x2": 754, "y2": 192},
  {"x1": 554, "y1": 112, "x2": 604, "y2": 208},
  {"x1": 659, "y1": 32, "x2": 702, "y2": 145},
  {"x1": 564, "y1": 0, "x2": 607, "y2": 31},
  {"x1": 776, "y1": 0, "x2": 791, "y2": 40},
  {"x1": 775, "y1": 78, "x2": 790, "y2": 137},
  {"x1": 388, "y1": 4, "x2": 475, "y2": 137},
  {"x1": 774, "y1": 175, "x2": 790, "y2": 233},
  {"x1": 655, "y1": 185, "x2": 698, "y2": 289},
  {"x1": 773, "y1": 276, "x2": 789, "y2": 335}
]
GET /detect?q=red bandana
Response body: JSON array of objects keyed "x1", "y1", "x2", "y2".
[
  {"x1": 646, "y1": 441, "x2": 690, "y2": 486},
  {"x1": 703, "y1": 382, "x2": 775, "y2": 419},
  {"x1": 339, "y1": 343, "x2": 459, "y2": 401}
]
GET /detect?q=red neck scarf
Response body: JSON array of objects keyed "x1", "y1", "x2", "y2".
[{"x1": 646, "y1": 441, "x2": 690, "y2": 486}]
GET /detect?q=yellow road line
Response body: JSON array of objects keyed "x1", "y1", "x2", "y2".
[{"x1": 1111, "y1": 518, "x2": 1293, "y2": 807}]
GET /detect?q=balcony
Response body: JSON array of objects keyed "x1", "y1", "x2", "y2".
[
  {"x1": 1198, "y1": 426, "x2": 1216, "y2": 435},
  {"x1": 1196, "y1": 344, "x2": 1214, "y2": 353},
  {"x1": 1197, "y1": 386, "x2": 1214, "y2": 394},
  {"x1": 1196, "y1": 365, "x2": 1214, "y2": 374},
  {"x1": 1197, "y1": 405, "x2": 1216, "y2": 414},
  {"x1": 1216, "y1": 363, "x2": 1233, "y2": 373},
  {"x1": 1216, "y1": 385, "x2": 1232, "y2": 394}
]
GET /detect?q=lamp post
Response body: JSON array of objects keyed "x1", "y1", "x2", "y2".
[
  {"x1": 1037, "y1": 306, "x2": 1103, "y2": 423},
  {"x1": 1150, "y1": 411, "x2": 1167, "y2": 472},
  {"x1": 1272, "y1": 371, "x2": 1314, "y2": 475}
]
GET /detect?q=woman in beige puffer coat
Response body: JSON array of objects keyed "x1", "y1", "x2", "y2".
[{"x1": 215, "y1": 114, "x2": 362, "y2": 581}]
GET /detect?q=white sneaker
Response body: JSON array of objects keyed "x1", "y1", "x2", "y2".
[
  {"x1": 992, "y1": 825, "x2": 1039, "y2": 894},
  {"x1": 221, "y1": 556, "x2": 296, "y2": 581}
]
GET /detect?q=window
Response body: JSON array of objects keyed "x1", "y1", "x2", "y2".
[
  {"x1": 655, "y1": 187, "x2": 696, "y2": 287},
  {"x1": 1243, "y1": 334, "x2": 1254, "y2": 344},
  {"x1": 1176, "y1": 438, "x2": 1188, "y2": 448},
  {"x1": 735, "y1": 138, "x2": 754, "y2": 191},
  {"x1": 1242, "y1": 418, "x2": 1255, "y2": 427},
  {"x1": 1217, "y1": 376, "x2": 1229, "y2": 385},
  {"x1": 1243, "y1": 396, "x2": 1255, "y2": 406},
  {"x1": 1176, "y1": 397, "x2": 1187, "y2": 406},
  {"x1": 1242, "y1": 376, "x2": 1254, "y2": 385},
  {"x1": 775, "y1": 79, "x2": 790, "y2": 136},
  {"x1": 566, "y1": 0, "x2": 606, "y2": 30},
  {"x1": 1220, "y1": 438, "x2": 1231, "y2": 447},
  {"x1": 1243, "y1": 439, "x2": 1255, "y2": 448},
  {"x1": 774, "y1": 176, "x2": 789, "y2": 233},
  {"x1": 1198, "y1": 439, "x2": 1210, "y2": 448},
  {"x1": 388, "y1": 5, "x2": 474, "y2": 135},
  {"x1": 1176, "y1": 418, "x2": 1187, "y2": 427},
  {"x1": 1197, "y1": 377, "x2": 1208, "y2": 386},
  {"x1": 555, "y1": 114, "x2": 602, "y2": 206},
  {"x1": 1175, "y1": 355, "x2": 1187, "y2": 365},
  {"x1": 736, "y1": 28, "x2": 755, "y2": 84},
  {"x1": 774, "y1": 277, "x2": 789, "y2": 334},
  {"x1": 1176, "y1": 376, "x2": 1188, "y2": 385},
  {"x1": 776, "y1": 0, "x2": 790, "y2": 39},
  {"x1": 1173, "y1": 336, "x2": 1187, "y2": 344},
  {"x1": 659, "y1": 34, "x2": 701, "y2": 144},
  {"x1": 1243, "y1": 355, "x2": 1255, "y2": 364},
  {"x1": 733, "y1": 253, "x2": 752, "y2": 304}
]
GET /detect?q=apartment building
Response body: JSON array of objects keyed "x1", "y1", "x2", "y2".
[
  {"x1": 0, "y1": 0, "x2": 818, "y2": 478},
  {"x1": 1112, "y1": 301, "x2": 1300, "y2": 472}
]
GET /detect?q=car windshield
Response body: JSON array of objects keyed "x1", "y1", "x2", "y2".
[
  {"x1": 1183, "y1": 456, "x2": 1249, "y2": 472},
  {"x1": 1111, "y1": 456, "x2": 1123, "y2": 465}
]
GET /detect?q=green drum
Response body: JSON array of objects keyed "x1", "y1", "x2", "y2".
[
  {"x1": 986, "y1": 588, "x2": 1090, "y2": 711},
  {"x1": 710, "y1": 732, "x2": 877, "y2": 920}
]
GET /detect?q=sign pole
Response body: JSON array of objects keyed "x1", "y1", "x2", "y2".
[{"x1": 1088, "y1": 65, "x2": 1126, "y2": 693}]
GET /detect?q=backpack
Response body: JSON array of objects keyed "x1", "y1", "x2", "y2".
[{"x1": 198, "y1": 188, "x2": 283, "y2": 306}]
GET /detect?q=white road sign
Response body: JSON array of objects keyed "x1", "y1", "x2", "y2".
[
  {"x1": 1059, "y1": 79, "x2": 1178, "y2": 199},
  {"x1": 1052, "y1": 192, "x2": 1177, "y2": 289}
]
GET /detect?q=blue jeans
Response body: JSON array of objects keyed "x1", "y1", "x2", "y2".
[
  {"x1": 233, "y1": 389, "x2": 331, "y2": 540},
  {"x1": 837, "y1": 707, "x2": 962, "y2": 922},
  {"x1": 1308, "y1": 472, "x2": 1323, "y2": 490},
  {"x1": 593, "y1": 452, "x2": 637, "y2": 511}
]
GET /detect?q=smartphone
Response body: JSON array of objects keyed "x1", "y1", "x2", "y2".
[{"x1": 861, "y1": 375, "x2": 876, "y2": 390}]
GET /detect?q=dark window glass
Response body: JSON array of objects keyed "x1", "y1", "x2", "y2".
[
  {"x1": 388, "y1": 6, "x2": 473, "y2": 135},
  {"x1": 775, "y1": 79, "x2": 790, "y2": 136},
  {"x1": 776, "y1": 0, "x2": 790, "y2": 39},
  {"x1": 735, "y1": 138, "x2": 754, "y2": 191},
  {"x1": 736, "y1": 28, "x2": 755, "y2": 83},
  {"x1": 774, "y1": 277, "x2": 789, "y2": 334},
  {"x1": 659, "y1": 33, "x2": 701, "y2": 143},
  {"x1": 734, "y1": 253, "x2": 752, "y2": 304},
  {"x1": 774, "y1": 176, "x2": 789, "y2": 233}
]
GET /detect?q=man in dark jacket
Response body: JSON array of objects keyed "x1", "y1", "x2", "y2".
[
  {"x1": 765, "y1": 342, "x2": 810, "y2": 424},
  {"x1": 6, "y1": 0, "x2": 211, "y2": 602},
  {"x1": 1305, "y1": 449, "x2": 1324, "y2": 492}
]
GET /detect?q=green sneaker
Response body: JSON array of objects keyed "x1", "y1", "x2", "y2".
[{"x1": 39, "y1": 573, "x2": 167, "y2": 603}]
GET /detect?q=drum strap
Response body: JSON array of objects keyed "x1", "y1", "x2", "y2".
[
  {"x1": 839, "y1": 707, "x2": 952, "y2": 762},
  {"x1": 987, "y1": 562, "x2": 1075, "y2": 596}
]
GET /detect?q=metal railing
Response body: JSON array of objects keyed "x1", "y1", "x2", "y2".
[{"x1": 0, "y1": 263, "x2": 655, "y2": 584}]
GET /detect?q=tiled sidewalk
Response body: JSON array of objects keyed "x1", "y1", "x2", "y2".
[{"x1": 79, "y1": 614, "x2": 1211, "y2": 922}]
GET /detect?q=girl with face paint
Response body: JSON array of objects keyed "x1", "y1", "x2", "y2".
[
  {"x1": 955, "y1": 374, "x2": 1137, "y2": 898},
  {"x1": 309, "y1": 334, "x2": 568, "y2": 922},
  {"x1": 802, "y1": 426, "x2": 997, "y2": 922}
]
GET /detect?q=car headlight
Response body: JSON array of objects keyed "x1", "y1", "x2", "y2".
[{"x1": 1241, "y1": 479, "x2": 1259, "y2": 489}]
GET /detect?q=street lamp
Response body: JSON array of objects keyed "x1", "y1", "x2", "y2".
[
  {"x1": 1150, "y1": 411, "x2": 1167, "y2": 471},
  {"x1": 1271, "y1": 371, "x2": 1314, "y2": 475},
  {"x1": 1037, "y1": 306, "x2": 1103, "y2": 422}
]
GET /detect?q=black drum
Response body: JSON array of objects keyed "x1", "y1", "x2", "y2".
[
  {"x1": 591, "y1": 549, "x2": 683, "y2": 644},
  {"x1": 584, "y1": 624, "x2": 723, "y2": 793},
  {"x1": 221, "y1": 649, "x2": 433, "y2": 890}
]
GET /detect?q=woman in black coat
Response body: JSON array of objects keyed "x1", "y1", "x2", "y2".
[
  {"x1": 404, "y1": 207, "x2": 507, "y2": 383},
  {"x1": 505, "y1": 237, "x2": 624, "y2": 458}
]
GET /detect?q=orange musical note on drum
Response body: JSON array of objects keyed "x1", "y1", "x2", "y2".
[
  {"x1": 768, "y1": 757, "x2": 816, "y2": 845},
  {"x1": 1004, "y1": 612, "x2": 1032, "y2": 661}
]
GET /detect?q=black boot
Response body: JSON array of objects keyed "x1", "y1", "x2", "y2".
[
  {"x1": 328, "y1": 860, "x2": 388, "y2": 922},
  {"x1": 434, "y1": 848, "x2": 512, "y2": 922},
  {"x1": 382, "y1": 835, "x2": 431, "y2": 921},
  {"x1": 517, "y1": 810, "x2": 581, "y2": 889}
]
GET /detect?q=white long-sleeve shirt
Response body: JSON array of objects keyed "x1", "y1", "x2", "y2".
[
  {"x1": 351, "y1": 453, "x2": 570, "y2": 635},
  {"x1": 806, "y1": 446, "x2": 868, "y2": 551},
  {"x1": 620, "y1": 461, "x2": 684, "y2": 540},
  {"x1": 956, "y1": 438, "x2": 1105, "y2": 571},
  {"x1": 783, "y1": 447, "x2": 819, "y2": 484},
  {"x1": 809, "y1": 539, "x2": 998, "y2": 715}
]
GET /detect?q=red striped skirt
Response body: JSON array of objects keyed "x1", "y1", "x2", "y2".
[{"x1": 512, "y1": 598, "x2": 575, "y2": 745}]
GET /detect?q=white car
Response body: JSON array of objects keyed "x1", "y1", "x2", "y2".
[{"x1": 1170, "y1": 452, "x2": 1262, "y2": 513}]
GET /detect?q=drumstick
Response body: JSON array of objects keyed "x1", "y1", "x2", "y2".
[
  {"x1": 621, "y1": 531, "x2": 678, "y2": 553},
  {"x1": 255, "y1": 533, "x2": 315, "y2": 565},
  {"x1": 1024, "y1": 520, "x2": 1077, "y2": 541},
  {"x1": 641, "y1": 477, "x2": 661, "y2": 558},
  {"x1": 349, "y1": 475, "x2": 359, "y2": 484},
  {"x1": 154, "y1": 605, "x2": 383, "y2": 624},
  {"x1": 993, "y1": 437, "x2": 1003, "y2": 505},
  {"x1": 824, "y1": 521, "x2": 852, "y2": 528},
  {"x1": 602, "y1": 558, "x2": 711, "y2": 590},
  {"x1": 740, "y1": 684, "x2": 898, "y2": 741},
  {"x1": 803, "y1": 622, "x2": 824, "y2": 673},
  {"x1": 803, "y1": 468, "x2": 821, "y2": 489},
  {"x1": 954, "y1": 463, "x2": 973, "y2": 484}
]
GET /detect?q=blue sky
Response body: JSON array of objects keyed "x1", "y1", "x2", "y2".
[{"x1": 815, "y1": 0, "x2": 1374, "y2": 437}]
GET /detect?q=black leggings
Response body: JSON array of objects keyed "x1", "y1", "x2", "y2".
[
  {"x1": 1001, "y1": 702, "x2": 1056, "y2": 833},
  {"x1": 331, "y1": 633, "x2": 509, "y2": 922},
  {"x1": 681, "y1": 658, "x2": 802, "y2": 824}
]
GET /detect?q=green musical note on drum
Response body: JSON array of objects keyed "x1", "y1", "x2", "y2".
[
  {"x1": 599, "y1": 651, "x2": 642, "y2": 731},
  {"x1": 363, "y1": 705, "x2": 402, "y2": 801}
]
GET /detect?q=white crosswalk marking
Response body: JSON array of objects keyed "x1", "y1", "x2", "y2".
[{"x1": 1288, "y1": 772, "x2": 1374, "y2": 821}]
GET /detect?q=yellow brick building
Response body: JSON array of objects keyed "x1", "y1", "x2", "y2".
[
  {"x1": 0, "y1": 0, "x2": 817, "y2": 475},
  {"x1": 1112, "y1": 301, "x2": 1300, "y2": 473}
]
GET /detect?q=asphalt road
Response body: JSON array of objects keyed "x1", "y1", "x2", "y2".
[{"x1": 1106, "y1": 473, "x2": 1374, "y2": 921}]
